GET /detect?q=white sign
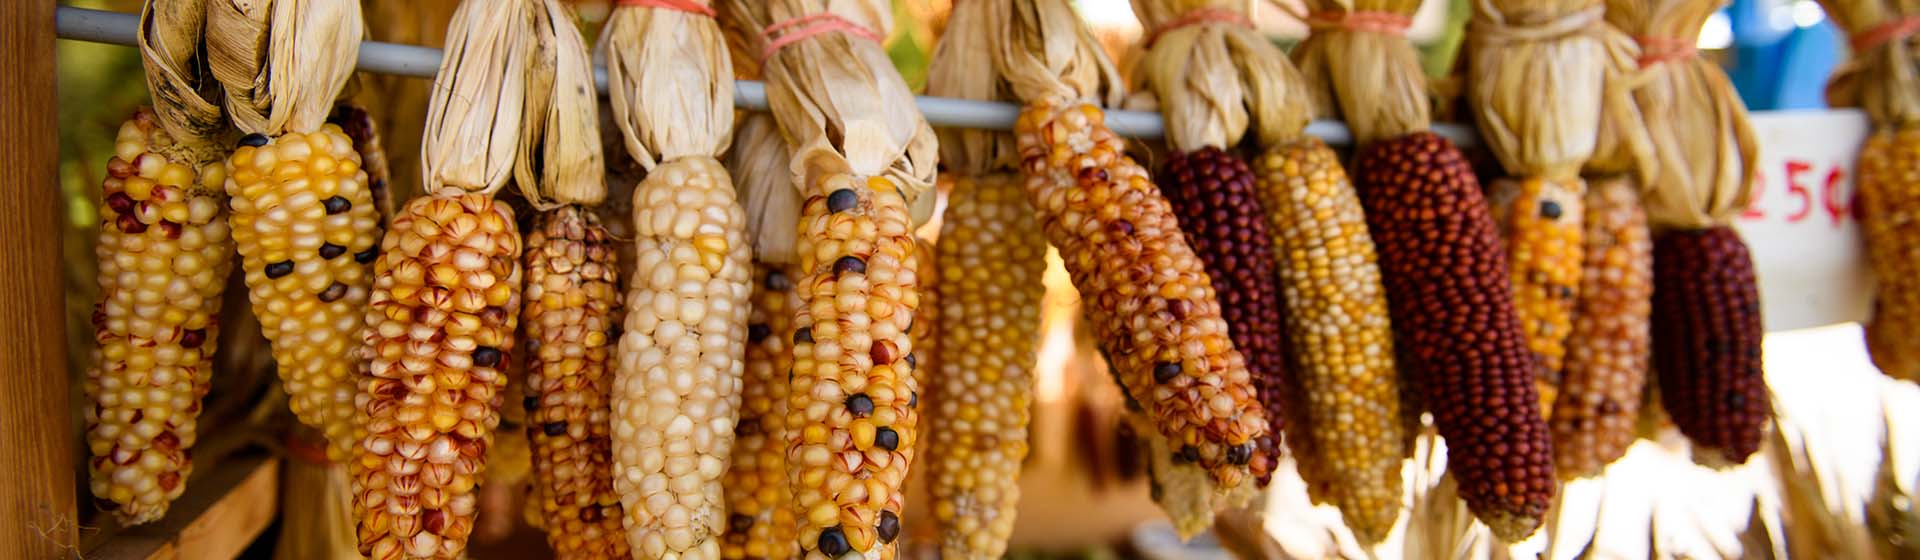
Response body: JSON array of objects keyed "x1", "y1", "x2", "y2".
[{"x1": 1733, "y1": 109, "x2": 1873, "y2": 332}]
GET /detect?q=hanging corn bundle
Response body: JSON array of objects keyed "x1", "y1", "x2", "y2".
[
  {"x1": 1548, "y1": 176, "x2": 1652, "y2": 478},
  {"x1": 209, "y1": 0, "x2": 377, "y2": 463},
  {"x1": 921, "y1": 2, "x2": 1047, "y2": 555},
  {"x1": 514, "y1": 2, "x2": 627, "y2": 557},
  {"x1": 1814, "y1": 0, "x2": 1920, "y2": 382},
  {"x1": 1292, "y1": 0, "x2": 1556, "y2": 540},
  {"x1": 86, "y1": 0, "x2": 236, "y2": 525},
  {"x1": 717, "y1": 1, "x2": 939, "y2": 557},
  {"x1": 604, "y1": 0, "x2": 752, "y2": 556},
  {"x1": 1605, "y1": 0, "x2": 1769, "y2": 468},
  {"x1": 350, "y1": 0, "x2": 531, "y2": 557},
  {"x1": 990, "y1": 1, "x2": 1269, "y2": 515}
]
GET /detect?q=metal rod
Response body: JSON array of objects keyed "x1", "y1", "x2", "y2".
[{"x1": 52, "y1": 5, "x2": 1476, "y2": 146}]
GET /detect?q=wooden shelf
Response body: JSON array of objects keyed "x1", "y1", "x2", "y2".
[{"x1": 86, "y1": 455, "x2": 281, "y2": 560}]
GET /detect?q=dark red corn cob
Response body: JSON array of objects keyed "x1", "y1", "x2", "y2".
[
  {"x1": 1652, "y1": 225, "x2": 1769, "y2": 467},
  {"x1": 1159, "y1": 146, "x2": 1289, "y2": 486},
  {"x1": 1350, "y1": 131, "x2": 1556, "y2": 542}
]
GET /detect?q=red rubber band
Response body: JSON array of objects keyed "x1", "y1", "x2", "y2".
[
  {"x1": 615, "y1": 0, "x2": 715, "y2": 16},
  {"x1": 1305, "y1": 10, "x2": 1413, "y2": 36},
  {"x1": 1634, "y1": 35, "x2": 1697, "y2": 67},
  {"x1": 1144, "y1": 7, "x2": 1253, "y2": 47},
  {"x1": 1850, "y1": 17, "x2": 1920, "y2": 52},
  {"x1": 760, "y1": 13, "x2": 883, "y2": 60}
]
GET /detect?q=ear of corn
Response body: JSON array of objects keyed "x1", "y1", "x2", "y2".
[
  {"x1": 1351, "y1": 131, "x2": 1555, "y2": 542},
  {"x1": 911, "y1": 238, "x2": 938, "y2": 401},
  {"x1": 787, "y1": 170, "x2": 922, "y2": 560},
  {"x1": 225, "y1": 125, "x2": 383, "y2": 462},
  {"x1": 1860, "y1": 127, "x2": 1920, "y2": 382},
  {"x1": 1488, "y1": 177, "x2": 1586, "y2": 414},
  {"x1": 87, "y1": 108, "x2": 236, "y2": 525},
  {"x1": 612, "y1": 156, "x2": 752, "y2": 559},
  {"x1": 522, "y1": 206, "x2": 628, "y2": 559},
  {"x1": 722, "y1": 264, "x2": 799, "y2": 560},
  {"x1": 1549, "y1": 176, "x2": 1651, "y2": 479},
  {"x1": 1012, "y1": 100, "x2": 1267, "y2": 489},
  {"x1": 352, "y1": 193, "x2": 521, "y2": 560},
  {"x1": 1158, "y1": 146, "x2": 1288, "y2": 486},
  {"x1": 1651, "y1": 225, "x2": 1768, "y2": 467},
  {"x1": 1248, "y1": 137, "x2": 1406, "y2": 544},
  {"x1": 330, "y1": 104, "x2": 397, "y2": 222},
  {"x1": 925, "y1": 172, "x2": 1045, "y2": 559}
]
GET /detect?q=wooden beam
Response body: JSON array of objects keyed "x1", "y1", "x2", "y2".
[
  {"x1": 0, "y1": 1, "x2": 78, "y2": 558},
  {"x1": 87, "y1": 455, "x2": 281, "y2": 560}
]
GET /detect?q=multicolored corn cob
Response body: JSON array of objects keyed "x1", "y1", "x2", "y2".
[
  {"x1": 1548, "y1": 176, "x2": 1651, "y2": 479},
  {"x1": 352, "y1": 193, "x2": 522, "y2": 560},
  {"x1": 225, "y1": 125, "x2": 383, "y2": 462},
  {"x1": 1012, "y1": 100, "x2": 1267, "y2": 489},
  {"x1": 1651, "y1": 226, "x2": 1768, "y2": 467},
  {"x1": 787, "y1": 171, "x2": 923, "y2": 560},
  {"x1": 86, "y1": 108, "x2": 235, "y2": 524},
  {"x1": 1248, "y1": 137, "x2": 1406, "y2": 544},
  {"x1": 722, "y1": 265, "x2": 799, "y2": 560},
  {"x1": 1860, "y1": 127, "x2": 1920, "y2": 382},
  {"x1": 330, "y1": 104, "x2": 397, "y2": 222},
  {"x1": 926, "y1": 172, "x2": 1046, "y2": 558},
  {"x1": 1158, "y1": 146, "x2": 1287, "y2": 486},
  {"x1": 1351, "y1": 131, "x2": 1554, "y2": 541},
  {"x1": 1488, "y1": 177, "x2": 1586, "y2": 414},
  {"x1": 612, "y1": 156, "x2": 752, "y2": 559},
  {"x1": 523, "y1": 206, "x2": 628, "y2": 559}
]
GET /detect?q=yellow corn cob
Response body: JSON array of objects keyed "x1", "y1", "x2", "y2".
[
  {"x1": 788, "y1": 171, "x2": 923, "y2": 560},
  {"x1": 1862, "y1": 127, "x2": 1920, "y2": 382},
  {"x1": 353, "y1": 193, "x2": 522, "y2": 560},
  {"x1": 87, "y1": 108, "x2": 236, "y2": 525},
  {"x1": 1549, "y1": 176, "x2": 1652, "y2": 479},
  {"x1": 911, "y1": 238, "x2": 937, "y2": 403},
  {"x1": 722, "y1": 264, "x2": 800, "y2": 560},
  {"x1": 1012, "y1": 100, "x2": 1266, "y2": 487},
  {"x1": 925, "y1": 172, "x2": 1045, "y2": 559},
  {"x1": 1488, "y1": 177, "x2": 1586, "y2": 413},
  {"x1": 1247, "y1": 138, "x2": 1406, "y2": 544},
  {"x1": 612, "y1": 156, "x2": 752, "y2": 559},
  {"x1": 226, "y1": 126, "x2": 383, "y2": 462},
  {"x1": 523, "y1": 206, "x2": 628, "y2": 559}
]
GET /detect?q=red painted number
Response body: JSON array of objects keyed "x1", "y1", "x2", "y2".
[
  {"x1": 1743, "y1": 166, "x2": 1767, "y2": 220},
  {"x1": 1822, "y1": 165, "x2": 1850, "y2": 227},
  {"x1": 1783, "y1": 160, "x2": 1814, "y2": 223}
]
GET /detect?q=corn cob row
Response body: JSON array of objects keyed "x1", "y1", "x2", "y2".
[
  {"x1": 353, "y1": 193, "x2": 522, "y2": 560},
  {"x1": 225, "y1": 125, "x2": 383, "y2": 462},
  {"x1": 1651, "y1": 226, "x2": 1768, "y2": 467},
  {"x1": 926, "y1": 172, "x2": 1046, "y2": 559},
  {"x1": 1861, "y1": 127, "x2": 1920, "y2": 382},
  {"x1": 1352, "y1": 131, "x2": 1555, "y2": 541},
  {"x1": 1248, "y1": 137, "x2": 1406, "y2": 544},
  {"x1": 911, "y1": 238, "x2": 937, "y2": 398},
  {"x1": 1548, "y1": 176, "x2": 1651, "y2": 479},
  {"x1": 722, "y1": 265, "x2": 799, "y2": 560},
  {"x1": 522, "y1": 206, "x2": 628, "y2": 559},
  {"x1": 1158, "y1": 146, "x2": 1288, "y2": 486},
  {"x1": 87, "y1": 108, "x2": 236, "y2": 524},
  {"x1": 331, "y1": 104, "x2": 397, "y2": 222},
  {"x1": 1488, "y1": 177, "x2": 1585, "y2": 414}
]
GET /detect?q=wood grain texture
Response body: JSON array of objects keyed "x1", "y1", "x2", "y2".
[
  {"x1": 87, "y1": 456, "x2": 281, "y2": 560},
  {"x1": 0, "y1": 1, "x2": 78, "y2": 558}
]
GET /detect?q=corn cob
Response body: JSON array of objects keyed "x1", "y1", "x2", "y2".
[
  {"x1": 1351, "y1": 131, "x2": 1555, "y2": 541},
  {"x1": 1549, "y1": 176, "x2": 1651, "y2": 479},
  {"x1": 330, "y1": 104, "x2": 397, "y2": 222},
  {"x1": 523, "y1": 206, "x2": 628, "y2": 559},
  {"x1": 610, "y1": 157, "x2": 751, "y2": 559},
  {"x1": 1157, "y1": 146, "x2": 1287, "y2": 486},
  {"x1": 1248, "y1": 137, "x2": 1406, "y2": 544},
  {"x1": 722, "y1": 265, "x2": 799, "y2": 560},
  {"x1": 1012, "y1": 100, "x2": 1267, "y2": 489},
  {"x1": 785, "y1": 170, "x2": 923, "y2": 559},
  {"x1": 926, "y1": 172, "x2": 1045, "y2": 558},
  {"x1": 1488, "y1": 177, "x2": 1585, "y2": 414},
  {"x1": 225, "y1": 125, "x2": 383, "y2": 462},
  {"x1": 86, "y1": 108, "x2": 236, "y2": 525},
  {"x1": 1651, "y1": 225, "x2": 1768, "y2": 467},
  {"x1": 911, "y1": 238, "x2": 937, "y2": 398},
  {"x1": 353, "y1": 193, "x2": 522, "y2": 560},
  {"x1": 1861, "y1": 127, "x2": 1920, "y2": 382}
]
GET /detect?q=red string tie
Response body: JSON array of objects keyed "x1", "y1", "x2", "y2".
[
  {"x1": 614, "y1": 0, "x2": 715, "y2": 17},
  {"x1": 1634, "y1": 35, "x2": 1697, "y2": 67},
  {"x1": 1305, "y1": 10, "x2": 1414, "y2": 36},
  {"x1": 760, "y1": 13, "x2": 883, "y2": 61},
  {"x1": 1850, "y1": 16, "x2": 1920, "y2": 52},
  {"x1": 1144, "y1": 7, "x2": 1254, "y2": 47}
]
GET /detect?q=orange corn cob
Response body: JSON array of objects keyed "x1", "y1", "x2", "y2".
[
  {"x1": 1549, "y1": 177, "x2": 1651, "y2": 479},
  {"x1": 1861, "y1": 127, "x2": 1920, "y2": 382},
  {"x1": 1488, "y1": 177, "x2": 1586, "y2": 414}
]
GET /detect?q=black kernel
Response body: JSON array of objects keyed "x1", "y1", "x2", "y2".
[
  {"x1": 473, "y1": 347, "x2": 503, "y2": 368},
  {"x1": 324, "y1": 196, "x2": 352, "y2": 215},
  {"x1": 238, "y1": 133, "x2": 270, "y2": 147},
  {"x1": 878, "y1": 511, "x2": 901, "y2": 544},
  {"x1": 1153, "y1": 362, "x2": 1182, "y2": 383},
  {"x1": 1227, "y1": 443, "x2": 1253, "y2": 465},
  {"x1": 748, "y1": 323, "x2": 771, "y2": 343},
  {"x1": 543, "y1": 422, "x2": 566, "y2": 436},
  {"x1": 766, "y1": 271, "x2": 792, "y2": 291},
  {"x1": 319, "y1": 242, "x2": 347, "y2": 259},
  {"x1": 846, "y1": 394, "x2": 875, "y2": 416},
  {"x1": 818, "y1": 527, "x2": 851, "y2": 556},
  {"x1": 523, "y1": 396, "x2": 539, "y2": 411},
  {"x1": 905, "y1": 353, "x2": 917, "y2": 370},
  {"x1": 1540, "y1": 200, "x2": 1563, "y2": 219},
  {"x1": 794, "y1": 327, "x2": 813, "y2": 344},
  {"x1": 909, "y1": 391, "x2": 918, "y2": 408},
  {"x1": 1177, "y1": 445, "x2": 1201, "y2": 463},
  {"x1": 354, "y1": 247, "x2": 379, "y2": 264},
  {"x1": 832, "y1": 256, "x2": 867, "y2": 276},
  {"x1": 181, "y1": 328, "x2": 207, "y2": 349},
  {"x1": 318, "y1": 282, "x2": 348, "y2": 303},
  {"x1": 730, "y1": 513, "x2": 754, "y2": 533},
  {"x1": 875, "y1": 427, "x2": 900, "y2": 451},
  {"x1": 827, "y1": 189, "x2": 859, "y2": 213},
  {"x1": 265, "y1": 260, "x2": 295, "y2": 279}
]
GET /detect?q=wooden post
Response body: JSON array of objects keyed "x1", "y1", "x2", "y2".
[{"x1": 0, "y1": 1, "x2": 79, "y2": 558}]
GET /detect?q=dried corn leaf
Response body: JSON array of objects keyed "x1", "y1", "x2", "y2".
[
  {"x1": 1131, "y1": 0, "x2": 1310, "y2": 150},
  {"x1": 208, "y1": 0, "x2": 361, "y2": 136},
  {"x1": 729, "y1": 113, "x2": 803, "y2": 264},
  {"x1": 1465, "y1": 0, "x2": 1633, "y2": 179},
  {"x1": 990, "y1": 0, "x2": 1125, "y2": 108},
  {"x1": 516, "y1": 0, "x2": 605, "y2": 207},
  {"x1": 604, "y1": 0, "x2": 734, "y2": 170},
  {"x1": 925, "y1": 0, "x2": 1018, "y2": 175},
  {"x1": 420, "y1": 0, "x2": 533, "y2": 195},
  {"x1": 1287, "y1": 0, "x2": 1431, "y2": 144},
  {"x1": 140, "y1": 0, "x2": 228, "y2": 156},
  {"x1": 1817, "y1": 0, "x2": 1920, "y2": 127}
]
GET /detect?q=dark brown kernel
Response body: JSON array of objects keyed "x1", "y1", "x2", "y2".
[
  {"x1": 105, "y1": 192, "x2": 135, "y2": 214},
  {"x1": 730, "y1": 513, "x2": 754, "y2": 533},
  {"x1": 238, "y1": 133, "x2": 270, "y2": 147},
  {"x1": 543, "y1": 422, "x2": 566, "y2": 436},
  {"x1": 180, "y1": 328, "x2": 207, "y2": 349},
  {"x1": 319, "y1": 242, "x2": 347, "y2": 259},
  {"x1": 877, "y1": 511, "x2": 901, "y2": 543},
  {"x1": 318, "y1": 282, "x2": 348, "y2": 303},
  {"x1": 827, "y1": 189, "x2": 859, "y2": 212},
  {"x1": 323, "y1": 196, "x2": 351, "y2": 215},
  {"x1": 354, "y1": 247, "x2": 379, "y2": 263},
  {"x1": 1153, "y1": 362, "x2": 1181, "y2": 383},
  {"x1": 846, "y1": 394, "x2": 875, "y2": 416},
  {"x1": 748, "y1": 323, "x2": 771, "y2": 342},
  {"x1": 523, "y1": 396, "x2": 538, "y2": 411},
  {"x1": 818, "y1": 527, "x2": 851, "y2": 556},
  {"x1": 265, "y1": 260, "x2": 295, "y2": 279},
  {"x1": 874, "y1": 427, "x2": 900, "y2": 451},
  {"x1": 473, "y1": 347, "x2": 503, "y2": 368},
  {"x1": 794, "y1": 327, "x2": 813, "y2": 344},
  {"x1": 832, "y1": 255, "x2": 867, "y2": 276}
]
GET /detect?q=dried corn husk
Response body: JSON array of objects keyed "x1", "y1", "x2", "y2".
[
  {"x1": 1818, "y1": 0, "x2": 1920, "y2": 127},
  {"x1": 515, "y1": 0, "x2": 604, "y2": 207},
  {"x1": 357, "y1": 0, "x2": 462, "y2": 201},
  {"x1": 988, "y1": 0, "x2": 1124, "y2": 108},
  {"x1": 207, "y1": 0, "x2": 362, "y2": 136},
  {"x1": 730, "y1": 113, "x2": 804, "y2": 263},
  {"x1": 420, "y1": 0, "x2": 532, "y2": 196},
  {"x1": 1285, "y1": 0, "x2": 1429, "y2": 143},
  {"x1": 925, "y1": 0, "x2": 1017, "y2": 175},
  {"x1": 141, "y1": 0, "x2": 228, "y2": 154},
  {"x1": 1605, "y1": 0, "x2": 1758, "y2": 228},
  {"x1": 605, "y1": 0, "x2": 733, "y2": 169},
  {"x1": 1130, "y1": 0, "x2": 1309, "y2": 151},
  {"x1": 1465, "y1": 0, "x2": 1633, "y2": 180}
]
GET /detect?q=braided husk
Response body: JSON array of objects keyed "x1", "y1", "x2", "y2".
[
  {"x1": 925, "y1": 0, "x2": 1019, "y2": 175},
  {"x1": 419, "y1": 0, "x2": 532, "y2": 196},
  {"x1": 988, "y1": 0, "x2": 1124, "y2": 109},
  {"x1": 1606, "y1": 0, "x2": 1759, "y2": 228},
  {"x1": 515, "y1": 0, "x2": 605, "y2": 208},
  {"x1": 1817, "y1": 0, "x2": 1920, "y2": 127},
  {"x1": 1465, "y1": 0, "x2": 1635, "y2": 180},
  {"x1": 1130, "y1": 0, "x2": 1309, "y2": 151},
  {"x1": 605, "y1": 0, "x2": 733, "y2": 169},
  {"x1": 208, "y1": 0, "x2": 362, "y2": 136},
  {"x1": 140, "y1": 0, "x2": 229, "y2": 163},
  {"x1": 1287, "y1": 0, "x2": 1430, "y2": 144}
]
